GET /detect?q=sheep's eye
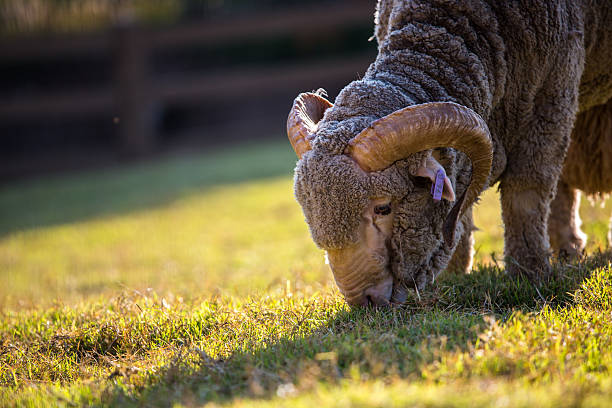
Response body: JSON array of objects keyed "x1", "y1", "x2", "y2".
[
  {"x1": 412, "y1": 176, "x2": 431, "y2": 188},
  {"x1": 374, "y1": 204, "x2": 391, "y2": 216}
]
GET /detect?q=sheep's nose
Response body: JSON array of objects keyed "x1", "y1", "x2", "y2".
[{"x1": 362, "y1": 276, "x2": 393, "y2": 307}]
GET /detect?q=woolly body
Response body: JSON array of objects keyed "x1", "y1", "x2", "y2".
[{"x1": 294, "y1": 0, "x2": 612, "y2": 295}]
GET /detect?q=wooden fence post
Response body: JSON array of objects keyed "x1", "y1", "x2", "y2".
[{"x1": 112, "y1": 22, "x2": 157, "y2": 155}]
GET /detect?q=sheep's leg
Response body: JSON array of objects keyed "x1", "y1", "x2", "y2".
[
  {"x1": 447, "y1": 207, "x2": 475, "y2": 274},
  {"x1": 548, "y1": 179, "x2": 586, "y2": 258},
  {"x1": 499, "y1": 180, "x2": 555, "y2": 280},
  {"x1": 499, "y1": 98, "x2": 581, "y2": 280}
]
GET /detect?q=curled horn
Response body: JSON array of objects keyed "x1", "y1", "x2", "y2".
[
  {"x1": 345, "y1": 102, "x2": 493, "y2": 245},
  {"x1": 287, "y1": 92, "x2": 333, "y2": 158}
]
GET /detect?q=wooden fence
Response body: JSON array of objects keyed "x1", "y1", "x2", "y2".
[{"x1": 0, "y1": 1, "x2": 376, "y2": 161}]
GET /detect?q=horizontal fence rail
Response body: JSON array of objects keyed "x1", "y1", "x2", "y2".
[
  {"x1": 0, "y1": 1, "x2": 376, "y2": 179},
  {"x1": 0, "y1": 55, "x2": 372, "y2": 119},
  {"x1": 0, "y1": 2, "x2": 374, "y2": 60}
]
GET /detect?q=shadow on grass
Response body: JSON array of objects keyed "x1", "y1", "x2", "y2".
[
  {"x1": 0, "y1": 139, "x2": 297, "y2": 238},
  {"x1": 101, "y1": 308, "x2": 484, "y2": 407},
  {"x1": 97, "y1": 250, "x2": 612, "y2": 407}
]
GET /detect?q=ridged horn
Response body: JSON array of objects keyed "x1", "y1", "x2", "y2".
[
  {"x1": 287, "y1": 92, "x2": 333, "y2": 158},
  {"x1": 345, "y1": 102, "x2": 493, "y2": 244}
]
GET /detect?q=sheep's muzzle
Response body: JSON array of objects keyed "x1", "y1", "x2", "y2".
[{"x1": 326, "y1": 246, "x2": 393, "y2": 307}]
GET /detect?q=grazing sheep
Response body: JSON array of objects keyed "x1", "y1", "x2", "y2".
[{"x1": 287, "y1": 0, "x2": 612, "y2": 306}]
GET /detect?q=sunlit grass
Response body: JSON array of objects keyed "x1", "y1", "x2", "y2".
[
  {"x1": 0, "y1": 176, "x2": 331, "y2": 308},
  {"x1": 0, "y1": 140, "x2": 611, "y2": 406},
  {"x1": 0, "y1": 141, "x2": 330, "y2": 308}
]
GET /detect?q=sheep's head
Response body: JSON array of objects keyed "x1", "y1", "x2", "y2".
[{"x1": 288, "y1": 92, "x2": 492, "y2": 307}]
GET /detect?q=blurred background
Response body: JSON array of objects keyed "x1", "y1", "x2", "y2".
[
  {"x1": 0, "y1": 0, "x2": 383, "y2": 307},
  {"x1": 0, "y1": 0, "x2": 376, "y2": 180}
]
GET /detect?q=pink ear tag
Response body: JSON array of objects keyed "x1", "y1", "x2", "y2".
[{"x1": 430, "y1": 168, "x2": 446, "y2": 201}]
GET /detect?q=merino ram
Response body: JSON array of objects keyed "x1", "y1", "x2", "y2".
[{"x1": 287, "y1": 0, "x2": 612, "y2": 306}]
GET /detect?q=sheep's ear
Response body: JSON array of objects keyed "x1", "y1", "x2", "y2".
[{"x1": 415, "y1": 157, "x2": 455, "y2": 201}]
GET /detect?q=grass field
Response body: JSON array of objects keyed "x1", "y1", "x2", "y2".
[{"x1": 1, "y1": 140, "x2": 611, "y2": 407}]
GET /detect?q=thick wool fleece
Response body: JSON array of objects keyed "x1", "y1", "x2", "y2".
[
  {"x1": 295, "y1": 0, "x2": 612, "y2": 288},
  {"x1": 294, "y1": 152, "x2": 370, "y2": 249}
]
